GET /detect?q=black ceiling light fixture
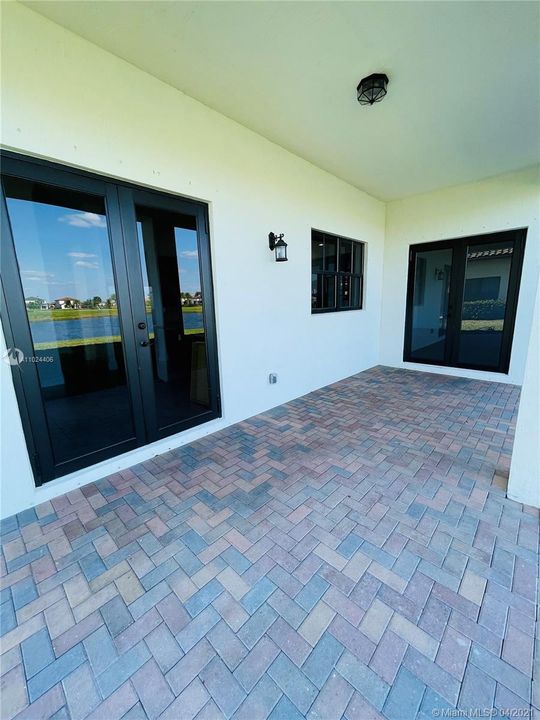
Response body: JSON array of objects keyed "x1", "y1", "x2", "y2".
[
  {"x1": 268, "y1": 232, "x2": 288, "y2": 262},
  {"x1": 357, "y1": 73, "x2": 389, "y2": 106}
]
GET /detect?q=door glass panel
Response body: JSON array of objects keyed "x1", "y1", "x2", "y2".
[
  {"x1": 3, "y1": 176, "x2": 135, "y2": 463},
  {"x1": 136, "y1": 205, "x2": 210, "y2": 431},
  {"x1": 458, "y1": 240, "x2": 513, "y2": 368},
  {"x1": 410, "y1": 248, "x2": 453, "y2": 361}
]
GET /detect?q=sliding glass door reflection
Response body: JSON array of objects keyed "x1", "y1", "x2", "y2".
[
  {"x1": 136, "y1": 204, "x2": 210, "y2": 433},
  {"x1": 409, "y1": 248, "x2": 453, "y2": 362},
  {"x1": 2, "y1": 155, "x2": 220, "y2": 485},
  {"x1": 3, "y1": 177, "x2": 136, "y2": 464},
  {"x1": 458, "y1": 241, "x2": 514, "y2": 369}
]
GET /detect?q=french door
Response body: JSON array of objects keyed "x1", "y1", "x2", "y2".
[
  {"x1": 404, "y1": 229, "x2": 526, "y2": 373},
  {"x1": 1, "y1": 153, "x2": 220, "y2": 485}
]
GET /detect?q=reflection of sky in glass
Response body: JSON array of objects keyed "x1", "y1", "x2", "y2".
[
  {"x1": 136, "y1": 222, "x2": 151, "y2": 300},
  {"x1": 137, "y1": 224, "x2": 201, "y2": 300},
  {"x1": 8, "y1": 196, "x2": 202, "y2": 304},
  {"x1": 175, "y1": 227, "x2": 201, "y2": 294},
  {"x1": 6, "y1": 198, "x2": 115, "y2": 301}
]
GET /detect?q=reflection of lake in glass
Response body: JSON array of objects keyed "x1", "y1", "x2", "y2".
[{"x1": 30, "y1": 312, "x2": 204, "y2": 346}]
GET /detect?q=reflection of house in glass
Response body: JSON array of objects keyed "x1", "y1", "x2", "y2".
[
  {"x1": 464, "y1": 245, "x2": 513, "y2": 302},
  {"x1": 53, "y1": 296, "x2": 81, "y2": 309},
  {"x1": 181, "y1": 291, "x2": 202, "y2": 306},
  {"x1": 24, "y1": 296, "x2": 48, "y2": 309}
]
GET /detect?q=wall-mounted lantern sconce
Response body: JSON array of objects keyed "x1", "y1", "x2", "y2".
[{"x1": 269, "y1": 232, "x2": 288, "y2": 262}]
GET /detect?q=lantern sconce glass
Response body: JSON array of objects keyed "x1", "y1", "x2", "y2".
[
  {"x1": 269, "y1": 232, "x2": 288, "y2": 262},
  {"x1": 357, "y1": 73, "x2": 389, "y2": 106}
]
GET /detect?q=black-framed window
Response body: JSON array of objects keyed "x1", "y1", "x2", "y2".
[{"x1": 311, "y1": 230, "x2": 364, "y2": 313}]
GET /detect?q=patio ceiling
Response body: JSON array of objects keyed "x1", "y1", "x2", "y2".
[{"x1": 20, "y1": 1, "x2": 540, "y2": 201}]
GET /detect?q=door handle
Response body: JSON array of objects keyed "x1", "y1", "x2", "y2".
[
  {"x1": 138, "y1": 321, "x2": 147, "y2": 330},
  {"x1": 140, "y1": 340, "x2": 149, "y2": 347}
]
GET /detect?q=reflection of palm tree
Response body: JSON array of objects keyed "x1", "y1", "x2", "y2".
[{"x1": 25, "y1": 296, "x2": 45, "y2": 309}]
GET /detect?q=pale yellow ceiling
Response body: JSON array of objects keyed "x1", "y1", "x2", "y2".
[{"x1": 21, "y1": 1, "x2": 540, "y2": 200}]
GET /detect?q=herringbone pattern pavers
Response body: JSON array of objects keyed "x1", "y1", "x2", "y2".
[{"x1": 1, "y1": 366, "x2": 538, "y2": 719}]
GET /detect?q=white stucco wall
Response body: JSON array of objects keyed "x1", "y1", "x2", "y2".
[
  {"x1": 380, "y1": 167, "x2": 540, "y2": 385},
  {"x1": 508, "y1": 278, "x2": 540, "y2": 508},
  {"x1": 0, "y1": 3, "x2": 386, "y2": 518}
]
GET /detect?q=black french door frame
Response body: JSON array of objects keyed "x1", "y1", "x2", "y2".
[
  {"x1": 403, "y1": 229, "x2": 527, "y2": 374},
  {"x1": 117, "y1": 186, "x2": 221, "y2": 441},
  {"x1": 0, "y1": 151, "x2": 221, "y2": 485}
]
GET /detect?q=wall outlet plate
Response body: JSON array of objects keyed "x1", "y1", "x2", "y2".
[{"x1": 269, "y1": 373, "x2": 278, "y2": 384}]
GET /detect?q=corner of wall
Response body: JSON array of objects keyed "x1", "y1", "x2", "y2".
[{"x1": 378, "y1": 167, "x2": 540, "y2": 385}]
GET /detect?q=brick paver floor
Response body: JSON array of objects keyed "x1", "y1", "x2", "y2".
[{"x1": 1, "y1": 366, "x2": 538, "y2": 719}]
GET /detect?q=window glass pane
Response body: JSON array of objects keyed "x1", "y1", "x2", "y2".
[
  {"x1": 351, "y1": 277, "x2": 361, "y2": 308},
  {"x1": 322, "y1": 275, "x2": 336, "y2": 308},
  {"x1": 458, "y1": 240, "x2": 513, "y2": 368},
  {"x1": 175, "y1": 226, "x2": 205, "y2": 335},
  {"x1": 339, "y1": 239, "x2": 352, "y2": 273},
  {"x1": 338, "y1": 275, "x2": 351, "y2": 308},
  {"x1": 3, "y1": 176, "x2": 136, "y2": 464},
  {"x1": 353, "y1": 243, "x2": 363, "y2": 274},
  {"x1": 312, "y1": 236, "x2": 324, "y2": 272},
  {"x1": 324, "y1": 236, "x2": 337, "y2": 272},
  {"x1": 311, "y1": 273, "x2": 322, "y2": 309}
]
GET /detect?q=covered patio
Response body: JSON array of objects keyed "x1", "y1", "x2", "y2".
[{"x1": 1, "y1": 367, "x2": 537, "y2": 719}]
